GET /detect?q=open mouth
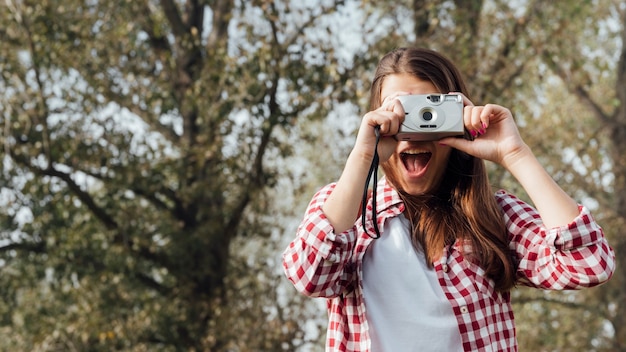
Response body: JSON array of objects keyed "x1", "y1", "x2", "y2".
[{"x1": 400, "y1": 150, "x2": 432, "y2": 175}]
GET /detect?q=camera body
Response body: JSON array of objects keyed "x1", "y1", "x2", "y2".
[{"x1": 396, "y1": 94, "x2": 465, "y2": 141}]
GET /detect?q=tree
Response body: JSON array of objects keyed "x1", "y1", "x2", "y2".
[
  {"x1": 0, "y1": 0, "x2": 359, "y2": 350},
  {"x1": 330, "y1": 0, "x2": 623, "y2": 350},
  {"x1": 1, "y1": 0, "x2": 622, "y2": 350},
  {"x1": 536, "y1": 1, "x2": 626, "y2": 348},
  {"x1": 405, "y1": 0, "x2": 624, "y2": 350}
]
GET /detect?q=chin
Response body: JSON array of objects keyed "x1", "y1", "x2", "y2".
[
  {"x1": 402, "y1": 185, "x2": 433, "y2": 196},
  {"x1": 389, "y1": 178, "x2": 432, "y2": 196}
]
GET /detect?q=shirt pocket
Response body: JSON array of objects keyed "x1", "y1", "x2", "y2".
[{"x1": 458, "y1": 255, "x2": 504, "y2": 304}]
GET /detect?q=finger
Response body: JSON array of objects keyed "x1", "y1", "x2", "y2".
[
  {"x1": 390, "y1": 98, "x2": 405, "y2": 122},
  {"x1": 376, "y1": 100, "x2": 405, "y2": 135},
  {"x1": 385, "y1": 111, "x2": 404, "y2": 136},
  {"x1": 470, "y1": 106, "x2": 485, "y2": 134},
  {"x1": 381, "y1": 91, "x2": 411, "y2": 106},
  {"x1": 480, "y1": 104, "x2": 500, "y2": 129},
  {"x1": 463, "y1": 106, "x2": 479, "y2": 138},
  {"x1": 366, "y1": 111, "x2": 398, "y2": 136},
  {"x1": 392, "y1": 98, "x2": 408, "y2": 134},
  {"x1": 438, "y1": 135, "x2": 469, "y2": 151}
]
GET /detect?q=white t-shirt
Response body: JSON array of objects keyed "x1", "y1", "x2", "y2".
[{"x1": 362, "y1": 215, "x2": 463, "y2": 352}]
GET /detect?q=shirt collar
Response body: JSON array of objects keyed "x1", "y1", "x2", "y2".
[{"x1": 375, "y1": 177, "x2": 405, "y2": 215}]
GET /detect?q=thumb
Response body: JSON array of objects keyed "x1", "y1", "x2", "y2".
[{"x1": 438, "y1": 136, "x2": 469, "y2": 150}]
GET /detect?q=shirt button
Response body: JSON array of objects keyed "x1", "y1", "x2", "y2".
[
  {"x1": 442, "y1": 264, "x2": 449, "y2": 273},
  {"x1": 460, "y1": 306, "x2": 469, "y2": 314}
]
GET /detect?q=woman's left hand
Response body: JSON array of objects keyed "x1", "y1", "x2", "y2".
[
  {"x1": 439, "y1": 94, "x2": 529, "y2": 169},
  {"x1": 442, "y1": 94, "x2": 582, "y2": 228}
]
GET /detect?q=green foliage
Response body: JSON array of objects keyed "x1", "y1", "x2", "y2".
[
  {"x1": 0, "y1": 0, "x2": 624, "y2": 350},
  {"x1": 0, "y1": 0, "x2": 359, "y2": 350}
]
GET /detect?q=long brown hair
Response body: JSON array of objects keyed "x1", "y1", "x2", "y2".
[{"x1": 370, "y1": 48, "x2": 516, "y2": 291}]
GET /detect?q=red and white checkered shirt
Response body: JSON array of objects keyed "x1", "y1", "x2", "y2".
[{"x1": 282, "y1": 178, "x2": 615, "y2": 352}]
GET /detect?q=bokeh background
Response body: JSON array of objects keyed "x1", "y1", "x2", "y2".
[{"x1": 0, "y1": 0, "x2": 624, "y2": 350}]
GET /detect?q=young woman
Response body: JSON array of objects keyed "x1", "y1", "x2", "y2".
[{"x1": 282, "y1": 47, "x2": 615, "y2": 352}]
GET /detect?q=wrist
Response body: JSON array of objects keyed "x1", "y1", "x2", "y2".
[
  {"x1": 500, "y1": 143, "x2": 534, "y2": 173},
  {"x1": 348, "y1": 146, "x2": 376, "y2": 167}
]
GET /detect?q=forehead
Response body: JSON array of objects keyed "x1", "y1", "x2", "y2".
[{"x1": 380, "y1": 73, "x2": 440, "y2": 100}]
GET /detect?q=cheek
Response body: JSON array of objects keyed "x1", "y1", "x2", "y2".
[
  {"x1": 432, "y1": 151, "x2": 452, "y2": 174},
  {"x1": 381, "y1": 158, "x2": 403, "y2": 185}
]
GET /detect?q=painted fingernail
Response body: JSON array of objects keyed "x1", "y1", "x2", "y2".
[
  {"x1": 482, "y1": 122, "x2": 487, "y2": 129},
  {"x1": 479, "y1": 128, "x2": 486, "y2": 135},
  {"x1": 471, "y1": 130, "x2": 478, "y2": 137}
]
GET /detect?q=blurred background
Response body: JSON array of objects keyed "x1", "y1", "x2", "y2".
[{"x1": 0, "y1": 0, "x2": 624, "y2": 350}]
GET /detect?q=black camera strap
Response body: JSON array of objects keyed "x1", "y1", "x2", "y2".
[{"x1": 361, "y1": 126, "x2": 381, "y2": 239}]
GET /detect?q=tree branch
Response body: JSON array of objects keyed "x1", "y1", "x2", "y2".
[
  {"x1": 574, "y1": 86, "x2": 613, "y2": 125},
  {"x1": 207, "y1": 0, "x2": 233, "y2": 49},
  {"x1": 0, "y1": 241, "x2": 46, "y2": 254},
  {"x1": 134, "y1": 271, "x2": 171, "y2": 296},
  {"x1": 131, "y1": 184, "x2": 187, "y2": 223},
  {"x1": 514, "y1": 295, "x2": 604, "y2": 314},
  {"x1": 160, "y1": 0, "x2": 187, "y2": 38},
  {"x1": 615, "y1": 6, "x2": 626, "y2": 124},
  {"x1": 277, "y1": 0, "x2": 345, "y2": 53},
  {"x1": 541, "y1": 52, "x2": 613, "y2": 126},
  {"x1": 185, "y1": 0, "x2": 204, "y2": 33},
  {"x1": 41, "y1": 165, "x2": 119, "y2": 231}
]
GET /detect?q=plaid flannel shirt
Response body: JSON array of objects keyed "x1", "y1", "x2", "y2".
[{"x1": 282, "y1": 178, "x2": 615, "y2": 352}]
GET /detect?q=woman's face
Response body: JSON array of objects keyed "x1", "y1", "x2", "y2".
[{"x1": 380, "y1": 73, "x2": 452, "y2": 196}]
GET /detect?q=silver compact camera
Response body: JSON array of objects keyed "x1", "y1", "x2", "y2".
[{"x1": 396, "y1": 94, "x2": 466, "y2": 141}]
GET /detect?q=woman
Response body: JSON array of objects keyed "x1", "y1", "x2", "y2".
[{"x1": 282, "y1": 47, "x2": 615, "y2": 352}]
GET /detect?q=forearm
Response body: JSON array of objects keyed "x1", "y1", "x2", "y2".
[
  {"x1": 322, "y1": 150, "x2": 373, "y2": 233},
  {"x1": 501, "y1": 192, "x2": 615, "y2": 289},
  {"x1": 283, "y1": 184, "x2": 361, "y2": 298},
  {"x1": 503, "y1": 144, "x2": 579, "y2": 228}
]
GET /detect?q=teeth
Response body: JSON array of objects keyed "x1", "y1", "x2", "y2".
[{"x1": 401, "y1": 149, "x2": 429, "y2": 155}]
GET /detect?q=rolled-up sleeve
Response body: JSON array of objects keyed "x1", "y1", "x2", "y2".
[
  {"x1": 283, "y1": 184, "x2": 358, "y2": 298},
  {"x1": 498, "y1": 191, "x2": 615, "y2": 289}
]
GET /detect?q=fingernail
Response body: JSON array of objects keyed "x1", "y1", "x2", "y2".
[
  {"x1": 482, "y1": 122, "x2": 487, "y2": 129},
  {"x1": 479, "y1": 128, "x2": 486, "y2": 135},
  {"x1": 470, "y1": 130, "x2": 478, "y2": 137}
]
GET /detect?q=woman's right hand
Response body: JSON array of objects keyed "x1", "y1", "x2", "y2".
[
  {"x1": 321, "y1": 94, "x2": 407, "y2": 233},
  {"x1": 353, "y1": 93, "x2": 407, "y2": 163}
]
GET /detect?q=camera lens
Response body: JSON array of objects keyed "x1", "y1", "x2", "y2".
[{"x1": 423, "y1": 111, "x2": 433, "y2": 121}]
